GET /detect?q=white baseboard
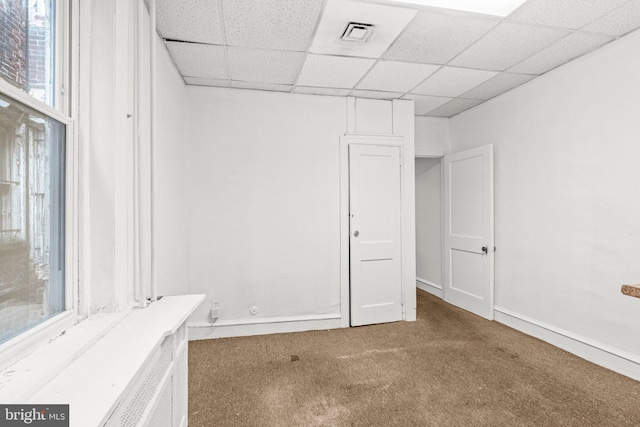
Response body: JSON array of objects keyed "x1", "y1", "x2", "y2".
[
  {"x1": 416, "y1": 277, "x2": 443, "y2": 299},
  {"x1": 494, "y1": 306, "x2": 640, "y2": 381},
  {"x1": 188, "y1": 313, "x2": 343, "y2": 340}
]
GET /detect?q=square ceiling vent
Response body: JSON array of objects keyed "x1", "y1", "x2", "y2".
[{"x1": 342, "y1": 22, "x2": 376, "y2": 42}]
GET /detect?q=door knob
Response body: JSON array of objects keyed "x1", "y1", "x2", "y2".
[
  {"x1": 353, "y1": 230, "x2": 359, "y2": 237},
  {"x1": 482, "y1": 246, "x2": 488, "y2": 253}
]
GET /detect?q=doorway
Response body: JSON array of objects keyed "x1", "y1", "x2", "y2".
[
  {"x1": 414, "y1": 146, "x2": 495, "y2": 320},
  {"x1": 415, "y1": 157, "x2": 444, "y2": 298}
]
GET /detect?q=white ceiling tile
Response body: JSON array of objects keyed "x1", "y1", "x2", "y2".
[
  {"x1": 582, "y1": 0, "x2": 640, "y2": 37},
  {"x1": 293, "y1": 87, "x2": 352, "y2": 97},
  {"x1": 166, "y1": 42, "x2": 228, "y2": 79},
  {"x1": 297, "y1": 55, "x2": 376, "y2": 88},
  {"x1": 427, "y1": 98, "x2": 484, "y2": 117},
  {"x1": 221, "y1": 0, "x2": 324, "y2": 51},
  {"x1": 411, "y1": 66, "x2": 498, "y2": 98},
  {"x1": 157, "y1": 0, "x2": 224, "y2": 44},
  {"x1": 309, "y1": 0, "x2": 417, "y2": 58},
  {"x1": 356, "y1": 61, "x2": 439, "y2": 93},
  {"x1": 350, "y1": 90, "x2": 404, "y2": 100},
  {"x1": 461, "y1": 72, "x2": 535, "y2": 100},
  {"x1": 509, "y1": 32, "x2": 612, "y2": 75},
  {"x1": 450, "y1": 22, "x2": 569, "y2": 71},
  {"x1": 227, "y1": 48, "x2": 305, "y2": 85},
  {"x1": 231, "y1": 82, "x2": 292, "y2": 92},
  {"x1": 184, "y1": 77, "x2": 229, "y2": 87},
  {"x1": 509, "y1": 0, "x2": 628, "y2": 30},
  {"x1": 384, "y1": 10, "x2": 499, "y2": 64},
  {"x1": 402, "y1": 94, "x2": 452, "y2": 115}
]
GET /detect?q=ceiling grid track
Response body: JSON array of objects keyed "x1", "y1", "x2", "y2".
[{"x1": 154, "y1": 0, "x2": 640, "y2": 117}]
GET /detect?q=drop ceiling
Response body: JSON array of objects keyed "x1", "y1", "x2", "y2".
[{"x1": 157, "y1": 0, "x2": 640, "y2": 117}]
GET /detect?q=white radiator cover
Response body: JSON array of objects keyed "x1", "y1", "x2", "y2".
[
  {"x1": 108, "y1": 324, "x2": 188, "y2": 427},
  {"x1": 24, "y1": 295, "x2": 204, "y2": 427}
]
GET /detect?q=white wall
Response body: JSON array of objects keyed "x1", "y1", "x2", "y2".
[
  {"x1": 154, "y1": 41, "x2": 187, "y2": 296},
  {"x1": 415, "y1": 158, "x2": 442, "y2": 295},
  {"x1": 415, "y1": 116, "x2": 450, "y2": 156},
  {"x1": 449, "y1": 31, "x2": 640, "y2": 366},
  {"x1": 185, "y1": 88, "x2": 346, "y2": 329},
  {"x1": 184, "y1": 91, "x2": 417, "y2": 335}
]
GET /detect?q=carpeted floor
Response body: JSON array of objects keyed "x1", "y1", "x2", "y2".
[{"x1": 188, "y1": 290, "x2": 640, "y2": 426}]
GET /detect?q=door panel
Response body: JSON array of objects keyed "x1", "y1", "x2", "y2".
[
  {"x1": 350, "y1": 145, "x2": 402, "y2": 326},
  {"x1": 444, "y1": 145, "x2": 494, "y2": 320},
  {"x1": 451, "y1": 249, "x2": 484, "y2": 296},
  {"x1": 451, "y1": 155, "x2": 484, "y2": 237}
]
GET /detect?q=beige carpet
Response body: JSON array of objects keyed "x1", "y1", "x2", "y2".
[{"x1": 189, "y1": 290, "x2": 640, "y2": 426}]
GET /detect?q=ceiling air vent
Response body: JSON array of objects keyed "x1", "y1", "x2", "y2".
[{"x1": 341, "y1": 22, "x2": 376, "y2": 43}]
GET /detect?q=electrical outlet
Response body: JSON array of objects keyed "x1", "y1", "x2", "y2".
[{"x1": 210, "y1": 300, "x2": 221, "y2": 321}]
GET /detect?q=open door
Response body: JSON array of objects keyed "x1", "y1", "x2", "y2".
[
  {"x1": 349, "y1": 144, "x2": 403, "y2": 326},
  {"x1": 443, "y1": 145, "x2": 494, "y2": 320}
]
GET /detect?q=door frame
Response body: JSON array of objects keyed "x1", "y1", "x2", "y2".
[{"x1": 339, "y1": 135, "x2": 416, "y2": 327}]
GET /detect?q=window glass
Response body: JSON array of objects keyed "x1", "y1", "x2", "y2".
[
  {"x1": 0, "y1": 0, "x2": 56, "y2": 106},
  {"x1": 0, "y1": 90, "x2": 65, "y2": 344}
]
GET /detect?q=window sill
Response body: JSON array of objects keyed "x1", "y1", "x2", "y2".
[
  {"x1": 0, "y1": 310, "x2": 126, "y2": 402},
  {"x1": 0, "y1": 310, "x2": 80, "y2": 372}
]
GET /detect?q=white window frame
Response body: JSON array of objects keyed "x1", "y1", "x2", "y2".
[{"x1": 0, "y1": 0, "x2": 78, "y2": 369}]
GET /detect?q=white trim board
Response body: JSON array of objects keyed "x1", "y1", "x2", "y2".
[
  {"x1": 414, "y1": 150, "x2": 445, "y2": 158},
  {"x1": 416, "y1": 278, "x2": 443, "y2": 299},
  {"x1": 494, "y1": 306, "x2": 640, "y2": 381},
  {"x1": 189, "y1": 313, "x2": 343, "y2": 340}
]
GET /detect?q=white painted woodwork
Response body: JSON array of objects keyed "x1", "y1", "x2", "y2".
[
  {"x1": 443, "y1": 144, "x2": 494, "y2": 319},
  {"x1": 28, "y1": 295, "x2": 204, "y2": 427},
  {"x1": 392, "y1": 99, "x2": 417, "y2": 322},
  {"x1": 189, "y1": 313, "x2": 343, "y2": 340},
  {"x1": 155, "y1": 35, "x2": 188, "y2": 297},
  {"x1": 79, "y1": 0, "x2": 177, "y2": 312},
  {"x1": 349, "y1": 144, "x2": 403, "y2": 326}
]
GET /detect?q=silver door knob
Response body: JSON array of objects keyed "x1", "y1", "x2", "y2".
[{"x1": 353, "y1": 230, "x2": 359, "y2": 237}]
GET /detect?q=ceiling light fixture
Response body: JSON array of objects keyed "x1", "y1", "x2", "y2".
[{"x1": 384, "y1": 0, "x2": 528, "y2": 17}]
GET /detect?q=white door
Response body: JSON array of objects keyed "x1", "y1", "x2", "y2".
[
  {"x1": 443, "y1": 144, "x2": 494, "y2": 320},
  {"x1": 349, "y1": 144, "x2": 403, "y2": 326}
]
